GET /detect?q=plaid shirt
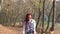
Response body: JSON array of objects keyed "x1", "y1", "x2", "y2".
[{"x1": 23, "y1": 19, "x2": 36, "y2": 34}]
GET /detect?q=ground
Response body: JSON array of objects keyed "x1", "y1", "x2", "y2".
[
  {"x1": 0, "y1": 24, "x2": 60, "y2": 34},
  {"x1": 0, "y1": 24, "x2": 22, "y2": 34}
]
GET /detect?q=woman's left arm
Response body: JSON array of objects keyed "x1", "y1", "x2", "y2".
[{"x1": 34, "y1": 20, "x2": 36, "y2": 34}]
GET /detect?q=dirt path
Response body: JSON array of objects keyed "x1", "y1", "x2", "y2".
[
  {"x1": 0, "y1": 24, "x2": 22, "y2": 34},
  {"x1": 0, "y1": 24, "x2": 60, "y2": 34},
  {"x1": 55, "y1": 28, "x2": 60, "y2": 34}
]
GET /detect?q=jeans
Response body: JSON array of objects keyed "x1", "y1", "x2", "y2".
[{"x1": 26, "y1": 30, "x2": 34, "y2": 34}]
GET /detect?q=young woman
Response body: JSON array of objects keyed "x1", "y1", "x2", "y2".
[{"x1": 23, "y1": 13, "x2": 36, "y2": 34}]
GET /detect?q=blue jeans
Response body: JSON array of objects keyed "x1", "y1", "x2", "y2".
[{"x1": 26, "y1": 30, "x2": 34, "y2": 34}]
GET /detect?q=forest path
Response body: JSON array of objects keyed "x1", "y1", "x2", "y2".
[
  {"x1": 0, "y1": 24, "x2": 60, "y2": 34},
  {"x1": 0, "y1": 24, "x2": 22, "y2": 34}
]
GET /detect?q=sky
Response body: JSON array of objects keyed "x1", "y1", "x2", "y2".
[
  {"x1": 56, "y1": 0, "x2": 60, "y2": 1},
  {"x1": 23, "y1": 0, "x2": 26, "y2": 3},
  {"x1": 11, "y1": 0, "x2": 60, "y2": 2}
]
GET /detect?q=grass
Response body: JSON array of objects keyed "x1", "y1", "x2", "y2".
[
  {"x1": 55, "y1": 24, "x2": 60, "y2": 29},
  {"x1": 38, "y1": 21, "x2": 60, "y2": 31}
]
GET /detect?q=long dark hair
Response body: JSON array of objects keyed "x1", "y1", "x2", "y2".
[
  {"x1": 25, "y1": 13, "x2": 32, "y2": 21},
  {"x1": 25, "y1": 13, "x2": 32, "y2": 25}
]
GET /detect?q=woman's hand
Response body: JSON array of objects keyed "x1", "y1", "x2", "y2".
[{"x1": 34, "y1": 31, "x2": 36, "y2": 34}]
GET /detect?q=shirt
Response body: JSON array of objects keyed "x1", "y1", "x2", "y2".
[{"x1": 23, "y1": 19, "x2": 36, "y2": 34}]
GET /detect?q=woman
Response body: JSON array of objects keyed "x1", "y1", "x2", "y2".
[{"x1": 23, "y1": 13, "x2": 36, "y2": 34}]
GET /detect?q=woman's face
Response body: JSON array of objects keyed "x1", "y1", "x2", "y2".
[{"x1": 28, "y1": 15, "x2": 32, "y2": 20}]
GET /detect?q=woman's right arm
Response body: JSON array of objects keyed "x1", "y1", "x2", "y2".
[{"x1": 23, "y1": 23, "x2": 25, "y2": 34}]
